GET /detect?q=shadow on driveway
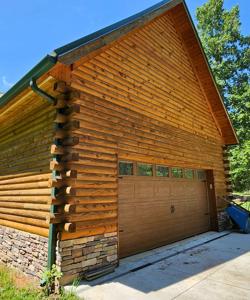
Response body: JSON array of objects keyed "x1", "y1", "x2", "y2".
[{"x1": 71, "y1": 232, "x2": 250, "y2": 300}]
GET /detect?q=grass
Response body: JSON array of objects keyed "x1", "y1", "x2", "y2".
[
  {"x1": 239, "y1": 201, "x2": 250, "y2": 212},
  {"x1": 0, "y1": 264, "x2": 79, "y2": 300},
  {"x1": 233, "y1": 191, "x2": 250, "y2": 197},
  {"x1": 233, "y1": 191, "x2": 250, "y2": 212}
]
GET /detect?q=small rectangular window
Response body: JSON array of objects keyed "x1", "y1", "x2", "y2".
[
  {"x1": 156, "y1": 165, "x2": 169, "y2": 177},
  {"x1": 137, "y1": 163, "x2": 153, "y2": 176},
  {"x1": 119, "y1": 161, "x2": 133, "y2": 175},
  {"x1": 184, "y1": 169, "x2": 194, "y2": 179},
  {"x1": 172, "y1": 167, "x2": 183, "y2": 178},
  {"x1": 197, "y1": 170, "x2": 206, "y2": 180}
]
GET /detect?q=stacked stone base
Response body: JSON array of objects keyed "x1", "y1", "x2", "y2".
[
  {"x1": 57, "y1": 232, "x2": 118, "y2": 285},
  {"x1": 217, "y1": 210, "x2": 232, "y2": 231},
  {"x1": 0, "y1": 225, "x2": 48, "y2": 278}
]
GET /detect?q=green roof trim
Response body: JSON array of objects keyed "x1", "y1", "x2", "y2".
[
  {"x1": 0, "y1": 54, "x2": 57, "y2": 107},
  {"x1": 55, "y1": 0, "x2": 181, "y2": 64},
  {"x1": 0, "y1": 0, "x2": 180, "y2": 108}
]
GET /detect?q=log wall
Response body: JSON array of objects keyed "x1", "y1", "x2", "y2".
[
  {"x1": 60, "y1": 12, "x2": 227, "y2": 240},
  {"x1": 0, "y1": 6, "x2": 233, "y2": 284},
  {"x1": 0, "y1": 88, "x2": 56, "y2": 237}
]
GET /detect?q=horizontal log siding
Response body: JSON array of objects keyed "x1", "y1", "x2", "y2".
[
  {"x1": 63, "y1": 13, "x2": 226, "y2": 239},
  {"x1": 0, "y1": 98, "x2": 55, "y2": 237}
]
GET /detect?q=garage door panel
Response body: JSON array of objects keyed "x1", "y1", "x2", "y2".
[
  {"x1": 118, "y1": 171, "x2": 210, "y2": 257},
  {"x1": 134, "y1": 181, "x2": 154, "y2": 199},
  {"x1": 170, "y1": 182, "x2": 185, "y2": 196},
  {"x1": 185, "y1": 184, "x2": 197, "y2": 195},
  {"x1": 118, "y1": 182, "x2": 134, "y2": 199},
  {"x1": 155, "y1": 181, "x2": 171, "y2": 197}
]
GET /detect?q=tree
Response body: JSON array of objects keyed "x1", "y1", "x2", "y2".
[{"x1": 196, "y1": 0, "x2": 250, "y2": 192}]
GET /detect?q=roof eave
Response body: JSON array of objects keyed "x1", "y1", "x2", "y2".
[
  {"x1": 181, "y1": 1, "x2": 238, "y2": 145},
  {"x1": 0, "y1": 53, "x2": 57, "y2": 108},
  {"x1": 56, "y1": 0, "x2": 182, "y2": 64}
]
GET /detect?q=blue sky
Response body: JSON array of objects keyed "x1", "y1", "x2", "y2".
[{"x1": 0, "y1": 0, "x2": 249, "y2": 93}]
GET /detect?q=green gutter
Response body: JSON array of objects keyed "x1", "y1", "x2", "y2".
[
  {"x1": 48, "y1": 178, "x2": 57, "y2": 270},
  {"x1": 30, "y1": 78, "x2": 56, "y2": 105},
  {"x1": 0, "y1": 53, "x2": 57, "y2": 108},
  {"x1": 29, "y1": 78, "x2": 58, "y2": 270}
]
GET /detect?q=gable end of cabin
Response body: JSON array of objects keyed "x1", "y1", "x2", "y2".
[
  {"x1": 0, "y1": 0, "x2": 236, "y2": 285},
  {"x1": 55, "y1": 8, "x2": 233, "y2": 283}
]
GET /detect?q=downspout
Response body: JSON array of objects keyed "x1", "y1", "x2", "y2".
[
  {"x1": 30, "y1": 78, "x2": 57, "y2": 272},
  {"x1": 30, "y1": 79, "x2": 56, "y2": 105}
]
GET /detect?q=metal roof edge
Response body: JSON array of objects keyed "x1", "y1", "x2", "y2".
[
  {"x1": 56, "y1": 0, "x2": 182, "y2": 64},
  {"x1": 0, "y1": 0, "x2": 181, "y2": 108}
]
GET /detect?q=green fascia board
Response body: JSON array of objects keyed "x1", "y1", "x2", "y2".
[
  {"x1": 0, "y1": 53, "x2": 57, "y2": 108},
  {"x1": 0, "y1": 0, "x2": 181, "y2": 108}
]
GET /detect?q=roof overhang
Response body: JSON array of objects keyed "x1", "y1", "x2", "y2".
[
  {"x1": 0, "y1": 54, "x2": 57, "y2": 108},
  {"x1": 170, "y1": 2, "x2": 238, "y2": 145},
  {"x1": 56, "y1": 0, "x2": 183, "y2": 65},
  {"x1": 0, "y1": 0, "x2": 238, "y2": 144}
]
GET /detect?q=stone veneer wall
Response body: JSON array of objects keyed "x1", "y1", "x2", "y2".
[
  {"x1": 217, "y1": 210, "x2": 232, "y2": 231},
  {"x1": 56, "y1": 232, "x2": 118, "y2": 285},
  {"x1": 0, "y1": 225, "x2": 48, "y2": 278}
]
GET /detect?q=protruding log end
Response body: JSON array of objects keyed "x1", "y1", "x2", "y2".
[
  {"x1": 51, "y1": 144, "x2": 64, "y2": 155},
  {"x1": 54, "y1": 81, "x2": 68, "y2": 93},
  {"x1": 54, "y1": 113, "x2": 68, "y2": 124},
  {"x1": 63, "y1": 170, "x2": 77, "y2": 178},
  {"x1": 47, "y1": 212, "x2": 64, "y2": 224},
  {"x1": 50, "y1": 160, "x2": 65, "y2": 171},
  {"x1": 64, "y1": 104, "x2": 81, "y2": 115},
  {"x1": 54, "y1": 97, "x2": 67, "y2": 109},
  {"x1": 61, "y1": 153, "x2": 79, "y2": 162},
  {"x1": 63, "y1": 120, "x2": 80, "y2": 130},
  {"x1": 65, "y1": 186, "x2": 76, "y2": 196},
  {"x1": 64, "y1": 223, "x2": 76, "y2": 233},
  {"x1": 48, "y1": 179, "x2": 64, "y2": 188},
  {"x1": 62, "y1": 136, "x2": 79, "y2": 146},
  {"x1": 54, "y1": 129, "x2": 68, "y2": 139},
  {"x1": 64, "y1": 204, "x2": 76, "y2": 213}
]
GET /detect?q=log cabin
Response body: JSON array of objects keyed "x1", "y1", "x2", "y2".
[{"x1": 0, "y1": 0, "x2": 237, "y2": 284}]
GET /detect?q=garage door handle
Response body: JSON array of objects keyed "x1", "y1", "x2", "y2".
[{"x1": 119, "y1": 230, "x2": 124, "y2": 233}]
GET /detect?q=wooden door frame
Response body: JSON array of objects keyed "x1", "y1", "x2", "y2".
[{"x1": 206, "y1": 169, "x2": 219, "y2": 231}]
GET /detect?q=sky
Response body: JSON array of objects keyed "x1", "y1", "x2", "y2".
[{"x1": 0, "y1": 0, "x2": 249, "y2": 93}]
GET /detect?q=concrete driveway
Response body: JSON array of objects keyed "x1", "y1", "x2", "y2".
[{"x1": 69, "y1": 232, "x2": 250, "y2": 300}]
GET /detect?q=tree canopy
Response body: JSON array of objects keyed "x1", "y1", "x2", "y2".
[{"x1": 196, "y1": 0, "x2": 250, "y2": 192}]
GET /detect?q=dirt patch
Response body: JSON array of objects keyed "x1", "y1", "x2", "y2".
[
  {"x1": 0, "y1": 263, "x2": 39, "y2": 289},
  {"x1": 11, "y1": 270, "x2": 39, "y2": 289}
]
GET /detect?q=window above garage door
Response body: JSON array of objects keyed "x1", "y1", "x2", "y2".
[{"x1": 118, "y1": 161, "x2": 206, "y2": 181}]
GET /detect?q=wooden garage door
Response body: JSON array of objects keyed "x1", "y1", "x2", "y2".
[{"x1": 118, "y1": 165, "x2": 210, "y2": 258}]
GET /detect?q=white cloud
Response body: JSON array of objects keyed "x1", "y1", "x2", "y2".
[{"x1": 2, "y1": 76, "x2": 13, "y2": 88}]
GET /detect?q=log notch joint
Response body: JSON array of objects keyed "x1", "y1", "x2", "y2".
[
  {"x1": 49, "y1": 81, "x2": 80, "y2": 249},
  {"x1": 222, "y1": 145, "x2": 233, "y2": 200}
]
